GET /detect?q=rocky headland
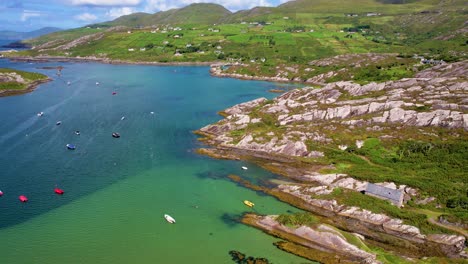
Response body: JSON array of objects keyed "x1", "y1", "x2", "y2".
[
  {"x1": 197, "y1": 60, "x2": 468, "y2": 262},
  {"x1": 0, "y1": 70, "x2": 51, "y2": 97}
]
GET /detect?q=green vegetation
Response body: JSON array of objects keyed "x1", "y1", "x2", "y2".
[
  {"x1": 6, "y1": 0, "x2": 464, "y2": 74},
  {"x1": 276, "y1": 212, "x2": 318, "y2": 227},
  {"x1": 320, "y1": 137, "x2": 468, "y2": 226},
  {"x1": 317, "y1": 187, "x2": 452, "y2": 234},
  {"x1": 0, "y1": 68, "x2": 48, "y2": 91}
]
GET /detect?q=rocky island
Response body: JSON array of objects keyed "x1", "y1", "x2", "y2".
[
  {"x1": 0, "y1": 68, "x2": 50, "y2": 97},
  {"x1": 197, "y1": 58, "x2": 467, "y2": 263}
]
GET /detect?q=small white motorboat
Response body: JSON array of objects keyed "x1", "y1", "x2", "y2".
[
  {"x1": 56, "y1": 121, "x2": 62, "y2": 126},
  {"x1": 96, "y1": 82, "x2": 100, "y2": 86},
  {"x1": 121, "y1": 116, "x2": 125, "y2": 120},
  {"x1": 37, "y1": 112, "x2": 44, "y2": 117},
  {"x1": 241, "y1": 166, "x2": 248, "y2": 170},
  {"x1": 67, "y1": 81, "x2": 71, "y2": 85},
  {"x1": 75, "y1": 130, "x2": 80, "y2": 135},
  {"x1": 164, "y1": 214, "x2": 176, "y2": 224},
  {"x1": 150, "y1": 112, "x2": 154, "y2": 115}
]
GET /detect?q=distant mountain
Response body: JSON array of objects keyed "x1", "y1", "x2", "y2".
[
  {"x1": 93, "y1": 3, "x2": 232, "y2": 28},
  {"x1": 0, "y1": 27, "x2": 62, "y2": 40}
]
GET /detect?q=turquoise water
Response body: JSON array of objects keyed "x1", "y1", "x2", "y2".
[{"x1": 0, "y1": 60, "x2": 311, "y2": 263}]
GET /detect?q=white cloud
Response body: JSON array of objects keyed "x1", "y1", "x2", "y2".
[
  {"x1": 144, "y1": 0, "x2": 275, "y2": 13},
  {"x1": 75, "y1": 12, "x2": 98, "y2": 21},
  {"x1": 106, "y1": 7, "x2": 135, "y2": 18},
  {"x1": 21, "y1": 10, "x2": 42, "y2": 21},
  {"x1": 71, "y1": 0, "x2": 141, "y2": 6}
]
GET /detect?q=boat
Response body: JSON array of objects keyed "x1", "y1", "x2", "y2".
[
  {"x1": 243, "y1": 200, "x2": 254, "y2": 207},
  {"x1": 112, "y1": 132, "x2": 120, "y2": 138},
  {"x1": 241, "y1": 166, "x2": 248, "y2": 170},
  {"x1": 75, "y1": 130, "x2": 80, "y2": 135},
  {"x1": 112, "y1": 92, "x2": 117, "y2": 95},
  {"x1": 54, "y1": 188, "x2": 64, "y2": 195},
  {"x1": 164, "y1": 214, "x2": 176, "y2": 224},
  {"x1": 37, "y1": 112, "x2": 44, "y2": 117},
  {"x1": 66, "y1": 144, "x2": 76, "y2": 150},
  {"x1": 150, "y1": 112, "x2": 154, "y2": 115},
  {"x1": 19, "y1": 195, "x2": 28, "y2": 202},
  {"x1": 0, "y1": 190, "x2": 3, "y2": 196},
  {"x1": 67, "y1": 81, "x2": 71, "y2": 85},
  {"x1": 96, "y1": 82, "x2": 100, "y2": 85},
  {"x1": 121, "y1": 116, "x2": 125, "y2": 120},
  {"x1": 56, "y1": 121, "x2": 62, "y2": 125}
]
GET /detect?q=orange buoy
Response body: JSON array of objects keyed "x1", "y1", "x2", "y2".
[
  {"x1": 54, "y1": 188, "x2": 64, "y2": 195},
  {"x1": 19, "y1": 195, "x2": 28, "y2": 202}
]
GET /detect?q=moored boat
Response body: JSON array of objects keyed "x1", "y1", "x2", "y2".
[
  {"x1": 243, "y1": 200, "x2": 254, "y2": 207},
  {"x1": 19, "y1": 195, "x2": 28, "y2": 202},
  {"x1": 56, "y1": 121, "x2": 62, "y2": 125},
  {"x1": 112, "y1": 132, "x2": 120, "y2": 138},
  {"x1": 75, "y1": 130, "x2": 80, "y2": 135},
  {"x1": 66, "y1": 143, "x2": 76, "y2": 150},
  {"x1": 0, "y1": 190, "x2": 3, "y2": 196},
  {"x1": 164, "y1": 214, "x2": 176, "y2": 224},
  {"x1": 54, "y1": 188, "x2": 64, "y2": 195},
  {"x1": 37, "y1": 112, "x2": 44, "y2": 117},
  {"x1": 241, "y1": 166, "x2": 248, "y2": 170}
]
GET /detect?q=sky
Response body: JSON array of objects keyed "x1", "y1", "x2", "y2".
[{"x1": 0, "y1": 0, "x2": 292, "y2": 32}]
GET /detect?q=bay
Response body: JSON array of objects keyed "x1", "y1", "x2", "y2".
[{"x1": 0, "y1": 60, "x2": 311, "y2": 263}]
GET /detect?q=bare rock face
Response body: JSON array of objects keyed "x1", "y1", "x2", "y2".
[
  {"x1": 254, "y1": 215, "x2": 379, "y2": 263},
  {"x1": 200, "y1": 61, "x2": 467, "y2": 164},
  {"x1": 276, "y1": 183, "x2": 466, "y2": 258},
  {"x1": 224, "y1": 97, "x2": 267, "y2": 115}
]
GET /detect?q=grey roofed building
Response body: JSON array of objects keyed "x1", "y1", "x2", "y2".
[{"x1": 364, "y1": 183, "x2": 404, "y2": 207}]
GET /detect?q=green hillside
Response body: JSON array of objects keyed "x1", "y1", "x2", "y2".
[
  {"x1": 92, "y1": 3, "x2": 232, "y2": 28},
  {"x1": 8, "y1": 0, "x2": 467, "y2": 66}
]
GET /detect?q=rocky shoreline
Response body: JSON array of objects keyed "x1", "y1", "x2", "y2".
[
  {"x1": 0, "y1": 77, "x2": 51, "y2": 97},
  {"x1": 4, "y1": 55, "x2": 216, "y2": 67},
  {"x1": 196, "y1": 60, "x2": 468, "y2": 261}
]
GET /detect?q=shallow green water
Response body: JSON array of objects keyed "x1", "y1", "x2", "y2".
[{"x1": 0, "y1": 60, "x2": 311, "y2": 263}]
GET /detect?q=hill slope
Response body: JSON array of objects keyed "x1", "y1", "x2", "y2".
[{"x1": 94, "y1": 3, "x2": 232, "y2": 27}]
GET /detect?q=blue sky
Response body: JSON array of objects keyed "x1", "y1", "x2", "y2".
[{"x1": 0, "y1": 0, "x2": 291, "y2": 32}]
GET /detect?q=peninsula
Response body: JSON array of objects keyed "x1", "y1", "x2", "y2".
[
  {"x1": 0, "y1": 68, "x2": 50, "y2": 97},
  {"x1": 196, "y1": 58, "x2": 467, "y2": 263}
]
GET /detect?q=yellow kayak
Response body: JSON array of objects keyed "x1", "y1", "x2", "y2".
[{"x1": 243, "y1": 200, "x2": 254, "y2": 207}]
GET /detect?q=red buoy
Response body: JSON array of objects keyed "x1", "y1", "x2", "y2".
[
  {"x1": 19, "y1": 195, "x2": 28, "y2": 202},
  {"x1": 54, "y1": 188, "x2": 64, "y2": 195}
]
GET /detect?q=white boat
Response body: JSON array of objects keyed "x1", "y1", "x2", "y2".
[
  {"x1": 67, "y1": 81, "x2": 71, "y2": 85},
  {"x1": 56, "y1": 121, "x2": 62, "y2": 125},
  {"x1": 150, "y1": 112, "x2": 154, "y2": 115},
  {"x1": 37, "y1": 112, "x2": 44, "y2": 117},
  {"x1": 121, "y1": 116, "x2": 125, "y2": 120},
  {"x1": 164, "y1": 214, "x2": 176, "y2": 224},
  {"x1": 241, "y1": 166, "x2": 248, "y2": 170},
  {"x1": 96, "y1": 82, "x2": 100, "y2": 85}
]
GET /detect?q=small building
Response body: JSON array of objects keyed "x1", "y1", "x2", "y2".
[
  {"x1": 364, "y1": 183, "x2": 404, "y2": 207},
  {"x1": 128, "y1": 48, "x2": 135, "y2": 51}
]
